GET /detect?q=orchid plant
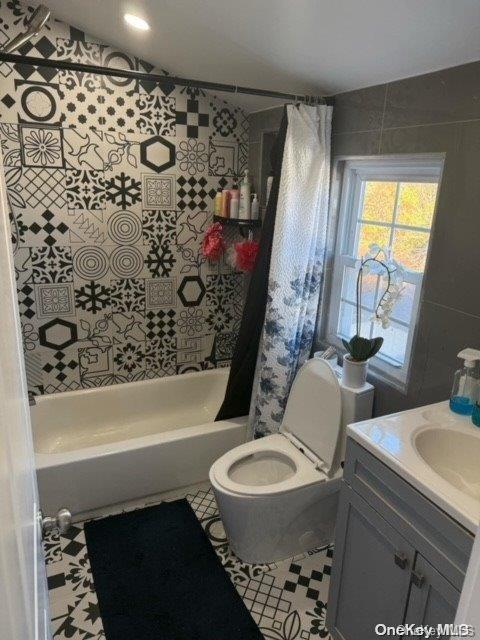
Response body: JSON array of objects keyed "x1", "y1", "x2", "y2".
[{"x1": 342, "y1": 244, "x2": 405, "y2": 362}]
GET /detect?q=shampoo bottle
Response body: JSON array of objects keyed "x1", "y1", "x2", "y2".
[
  {"x1": 266, "y1": 173, "x2": 274, "y2": 206},
  {"x1": 449, "y1": 348, "x2": 480, "y2": 415},
  {"x1": 214, "y1": 188, "x2": 222, "y2": 216},
  {"x1": 220, "y1": 189, "x2": 230, "y2": 218},
  {"x1": 239, "y1": 170, "x2": 251, "y2": 220},
  {"x1": 250, "y1": 193, "x2": 259, "y2": 220},
  {"x1": 230, "y1": 193, "x2": 239, "y2": 218},
  {"x1": 230, "y1": 183, "x2": 239, "y2": 200}
]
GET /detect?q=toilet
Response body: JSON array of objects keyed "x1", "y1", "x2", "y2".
[{"x1": 209, "y1": 358, "x2": 374, "y2": 564}]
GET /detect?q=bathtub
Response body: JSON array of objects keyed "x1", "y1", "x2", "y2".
[{"x1": 31, "y1": 368, "x2": 247, "y2": 516}]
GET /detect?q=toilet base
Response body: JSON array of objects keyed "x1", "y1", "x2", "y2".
[{"x1": 212, "y1": 476, "x2": 342, "y2": 564}]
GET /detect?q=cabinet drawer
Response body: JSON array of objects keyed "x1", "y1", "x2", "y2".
[{"x1": 344, "y1": 438, "x2": 473, "y2": 590}]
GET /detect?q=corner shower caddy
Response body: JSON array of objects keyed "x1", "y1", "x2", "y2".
[{"x1": 213, "y1": 215, "x2": 261, "y2": 238}]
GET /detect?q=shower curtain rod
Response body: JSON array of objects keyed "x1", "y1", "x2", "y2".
[{"x1": 0, "y1": 51, "x2": 327, "y2": 104}]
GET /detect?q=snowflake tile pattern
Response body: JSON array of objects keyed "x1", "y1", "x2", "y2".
[
  {"x1": 43, "y1": 487, "x2": 333, "y2": 640},
  {"x1": 75, "y1": 281, "x2": 110, "y2": 314},
  {"x1": 105, "y1": 171, "x2": 142, "y2": 208},
  {"x1": 2, "y1": 0, "x2": 248, "y2": 396},
  {"x1": 144, "y1": 244, "x2": 176, "y2": 277}
]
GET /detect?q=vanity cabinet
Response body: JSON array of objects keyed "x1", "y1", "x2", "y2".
[
  {"x1": 327, "y1": 439, "x2": 472, "y2": 640},
  {"x1": 404, "y1": 555, "x2": 460, "y2": 637}
]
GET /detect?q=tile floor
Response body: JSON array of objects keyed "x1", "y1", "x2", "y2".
[{"x1": 44, "y1": 486, "x2": 333, "y2": 640}]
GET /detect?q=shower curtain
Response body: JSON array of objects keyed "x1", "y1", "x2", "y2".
[
  {"x1": 248, "y1": 103, "x2": 333, "y2": 438},
  {"x1": 216, "y1": 109, "x2": 288, "y2": 422}
]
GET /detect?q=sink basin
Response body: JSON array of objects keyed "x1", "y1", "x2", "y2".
[{"x1": 414, "y1": 428, "x2": 480, "y2": 501}]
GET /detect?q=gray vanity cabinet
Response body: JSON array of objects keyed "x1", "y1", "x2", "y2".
[
  {"x1": 327, "y1": 439, "x2": 473, "y2": 640},
  {"x1": 404, "y1": 555, "x2": 460, "y2": 638},
  {"x1": 330, "y1": 485, "x2": 415, "y2": 640}
]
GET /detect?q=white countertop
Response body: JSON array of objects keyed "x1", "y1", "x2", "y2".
[{"x1": 347, "y1": 400, "x2": 480, "y2": 534}]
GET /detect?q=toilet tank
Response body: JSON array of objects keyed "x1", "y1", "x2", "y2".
[{"x1": 331, "y1": 363, "x2": 374, "y2": 462}]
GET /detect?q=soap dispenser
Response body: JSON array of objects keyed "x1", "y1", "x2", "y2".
[{"x1": 449, "y1": 348, "x2": 480, "y2": 415}]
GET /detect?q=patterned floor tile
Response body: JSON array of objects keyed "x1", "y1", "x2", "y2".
[{"x1": 44, "y1": 487, "x2": 333, "y2": 639}]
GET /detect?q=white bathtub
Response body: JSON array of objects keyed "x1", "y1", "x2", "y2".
[{"x1": 31, "y1": 368, "x2": 247, "y2": 516}]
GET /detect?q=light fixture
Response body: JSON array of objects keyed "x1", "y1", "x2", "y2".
[{"x1": 124, "y1": 13, "x2": 150, "y2": 31}]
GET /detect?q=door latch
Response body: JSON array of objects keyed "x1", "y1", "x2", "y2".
[{"x1": 41, "y1": 508, "x2": 72, "y2": 537}]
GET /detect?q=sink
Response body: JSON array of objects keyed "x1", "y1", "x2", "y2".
[
  {"x1": 348, "y1": 402, "x2": 480, "y2": 533},
  {"x1": 414, "y1": 428, "x2": 480, "y2": 501}
]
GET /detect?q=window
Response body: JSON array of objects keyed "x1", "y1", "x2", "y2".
[{"x1": 327, "y1": 156, "x2": 443, "y2": 389}]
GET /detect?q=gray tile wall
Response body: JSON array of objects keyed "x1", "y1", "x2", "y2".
[
  {"x1": 248, "y1": 66, "x2": 480, "y2": 417},
  {"x1": 331, "y1": 60, "x2": 480, "y2": 416}
]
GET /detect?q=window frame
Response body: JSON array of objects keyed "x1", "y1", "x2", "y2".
[{"x1": 326, "y1": 155, "x2": 443, "y2": 392}]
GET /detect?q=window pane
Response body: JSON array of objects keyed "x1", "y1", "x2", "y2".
[
  {"x1": 338, "y1": 301, "x2": 371, "y2": 340},
  {"x1": 393, "y1": 228, "x2": 429, "y2": 272},
  {"x1": 341, "y1": 266, "x2": 377, "y2": 310},
  {"x1": 356, "y1": 223, "x2": 390, "y2": 259},
  {"x1": 396, "y1": 182, "x2": 438, "y2": 228},
  {"x1": 390, "y1": 282, "x2": 415, "y2": 324},
  {"x1": 361, "y1": 181, "x2": 396, "y2": 223},
  {"x1": 376, "y1": 321, "x2": 409, "y2": 365}
]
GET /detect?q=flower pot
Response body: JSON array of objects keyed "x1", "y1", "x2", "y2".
[{"x1": 342, "y1": 355, "x2": 368, "y2": 389}]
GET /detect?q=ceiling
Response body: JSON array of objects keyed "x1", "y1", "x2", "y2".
[{"x1": 41, "y1": 0, "x2": 480, "y2": 112}]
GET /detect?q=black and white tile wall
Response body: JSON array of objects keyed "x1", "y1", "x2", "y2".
[{"x1": 0, "y1": 0, "x2": 249, "y2": 395}]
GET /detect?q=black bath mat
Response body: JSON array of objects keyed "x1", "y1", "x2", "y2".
[{"x1": 84, "y1": 499, "x2": 262, "y2": 640}]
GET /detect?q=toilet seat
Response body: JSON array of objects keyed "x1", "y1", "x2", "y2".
[{"x1": 210, "y1": 433, "x2": 326, "y2": 497}]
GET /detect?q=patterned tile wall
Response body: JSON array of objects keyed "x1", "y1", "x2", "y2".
[{"x1": 0, "y1": 0, "x2": 248, "y2": 394}]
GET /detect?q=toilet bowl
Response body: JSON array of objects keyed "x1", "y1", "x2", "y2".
[{"x1": 209, "y1": 358, "x2": 374, "y2": 564}]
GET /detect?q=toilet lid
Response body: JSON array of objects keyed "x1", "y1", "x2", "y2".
[{"x1": 280, "y1": 358, "x2": 342, "y2": 475}]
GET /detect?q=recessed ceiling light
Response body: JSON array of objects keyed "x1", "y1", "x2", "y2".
[{"x1": 124, "y1": 13, "x2": 150, "y2": 31}]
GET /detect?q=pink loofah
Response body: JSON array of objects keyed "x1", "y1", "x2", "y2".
[
  {"x1": 201, "y1": 222, "x2": 226, "y2": 261},
  {"x1": 234, "y1": 239, "x2": 259, "y2": 272}
]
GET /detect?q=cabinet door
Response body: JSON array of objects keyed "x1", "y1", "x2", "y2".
[
  {"x1": 327, "y1": 483, "x2": 415, "y2": 640},
  {"x1": 404, "y1": 555, "x2": 460, "y2": 638}
]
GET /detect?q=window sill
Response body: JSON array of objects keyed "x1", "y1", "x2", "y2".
[{"x1": 321, "y1": 338, "x2": 409, "y2": 395}]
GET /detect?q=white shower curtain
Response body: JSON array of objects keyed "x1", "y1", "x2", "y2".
[{"x1": 249, "y1": 103, "x2": 332, "y2": 438}]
